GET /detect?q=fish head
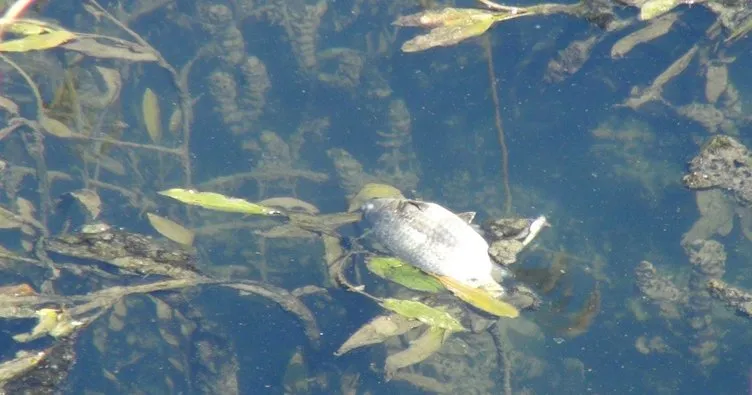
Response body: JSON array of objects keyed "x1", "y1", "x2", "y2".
[{"x1": 359, "y1": 198, "x2": 401, "y2": 224}]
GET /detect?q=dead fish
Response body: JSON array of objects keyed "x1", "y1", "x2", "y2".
[{"x1": 360, "y1": 198, "x2": 505, "y2": 296}]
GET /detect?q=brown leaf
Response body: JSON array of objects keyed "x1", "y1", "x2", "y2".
[
  {"x1": 385, "y1": 326, "x2": 448, "y2": 378},
  {"x1": 335, "y1": 314, "x2": 423, "y2": 356},
  {"x1": 147, "y1": 213, "x2": 195, "y2": 246}
]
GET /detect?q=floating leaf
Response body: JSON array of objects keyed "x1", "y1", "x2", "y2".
[
  {"x1": 39, "y1": 115, "x2": 76, "y2": 138},
  {"x1": 147, "y1": 213, "x2": 195, "y2": 246},
  {"x1": 394, "y1": 7, "x2": 529, "y2": 52},
  {"x1": 380, "y1": 299, "x2": 465, "y2": 332},
  {"x1": 0, "y1": 30, "x2": 76, "y2": 52},
  {"x1": 347, "y1": 183, "x2": 404, "y2": 212},
  {"x1": 395, "y1": 8, "x2": 504, "y2": 28},
  {"x1": 367, "y1": 256, "x2": 444, "y2": 293},
  {"x1": 158, "y1": 188, "x2": 283, "y2": 215},
  {"x1": 401, "y1": 18, "x2": 496, "y2": 52},
  {"x1": 639, "y1": 0, "x2": 679, "y2": 21},
  {"x1": 385, "y1": 326, "x2": 448, "y2": 377},
  {"x1": 3, "y1": 19, "x2": 59, "y2": 36},
  {"x1": 335, "y1": 313, "x2": 423, "y2": 356},
  {"x1": 435, "y1": 275, "x2": 519, "y2": 318},
  {"x1": 142, "y1": 88, "x2": 162, "y2": 143}
]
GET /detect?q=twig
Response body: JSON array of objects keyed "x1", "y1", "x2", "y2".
[
  {"x1": 80, "y1": 135, "x2": 183, "y2": 155},
  {"x1": 482, "y1": 37, "x2": 513, "y2": 214},
  {"x1": 490, "y1": 323, "x2": 513, "y2": 395}
]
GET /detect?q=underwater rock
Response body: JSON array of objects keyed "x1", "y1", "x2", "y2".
[
  {"x1": 483, "y1": 217, "x2": 547, "y2": 266},
  {"x1": 683, "y1": 135, "x2": 752, "y2": 205}
]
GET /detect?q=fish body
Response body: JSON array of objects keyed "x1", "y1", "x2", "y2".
[{"x1": 360, "y1": 198, "x2": 504, "y2": 296}]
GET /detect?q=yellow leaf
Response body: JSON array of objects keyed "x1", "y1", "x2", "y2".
[
  {"x1": 39, "y1": 115, "x2": 76, "y2": 138},
  {"x1": 4, "y1": 19, "x2": 58, "y2": 36},
  {"x1": 0, "y1": 30, "x2": 76, "y2": 52},
  {"x1": 435, "y1": 275, "x2": 519, "y2": 318},
  {"x1": 158, "y1": 188, "x2": 284, "y2": 216},
  {"x1": 385, "y1": 326, "x2": 447, "y2": 377},
  {"x1": 142, "y1": 88, "x2": 162, "y2": 143},
  {"x1": 147, "y1": 213, "x2": 194, "y2": 246},
  {"x1": 639, "y1": 0, "x2": 679, "y2": 21}
]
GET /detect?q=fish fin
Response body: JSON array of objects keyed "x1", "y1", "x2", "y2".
[
  {"x1": 456, "y1": 211, "x2": 476, "y2": 223},
  {"x1": 404, "y1": 199, "x2": 431, "y2": 211}
]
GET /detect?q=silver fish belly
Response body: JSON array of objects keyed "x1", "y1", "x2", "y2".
[{"x1": 361, "y1": 198, "x2": 504, "y2": 295}]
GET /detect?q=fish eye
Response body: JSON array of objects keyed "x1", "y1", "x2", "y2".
[{"x1": 362, "y1": 202, "x2": 374, "y2": 211}]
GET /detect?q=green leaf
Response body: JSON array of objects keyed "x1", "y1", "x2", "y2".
[
  {"x1": 435, "y1": 275, "x2": 519, "y2": 318},
  {"x1": 380, "y1": 298, "x2": 466, "y2": 332},
  {"x1": 0, "y1": 30, "x2": 76, "y2": 52},
  {"x1": 366, "y1": 256, "x2": 444, "y2": 293},
  {"x1": 158, "y1": 188, "x2": 283, "y2": 215},
  {"x1": 4, "y1": 19, "x2": 59, "y2": 36}
]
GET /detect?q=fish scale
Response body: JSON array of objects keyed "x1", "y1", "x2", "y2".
[{"x1": 361, "y1": 198, "x2": 504, "y2": 296}]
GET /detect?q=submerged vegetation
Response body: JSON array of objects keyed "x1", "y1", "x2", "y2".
[{"x1": 0, "y1": 0, "x2": 749, "y2": 393}]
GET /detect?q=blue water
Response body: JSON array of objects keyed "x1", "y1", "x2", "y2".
[{"x1": 0, "y1": 0, "x2": 750, "y2": 393}]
